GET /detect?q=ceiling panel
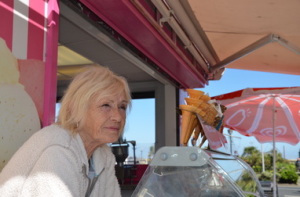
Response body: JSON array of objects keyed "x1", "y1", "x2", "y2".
[{"x1": 58, "y1": 1, "x2": 172, "y2": 98}]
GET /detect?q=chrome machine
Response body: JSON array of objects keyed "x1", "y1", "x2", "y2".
[{"x1": 132, "y1": 146, "x2": 264, "y2": 197}]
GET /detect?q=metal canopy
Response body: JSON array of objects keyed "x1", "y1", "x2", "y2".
[
  {"x1": 58, "y1": 0, "x2": 300, "y2": 96},
  {"x1": 75, "y1": 0, "x2": 217, "y2": 88},
  {"x1": 181, "y1": 0, "x2": 300, "y2": 75}
]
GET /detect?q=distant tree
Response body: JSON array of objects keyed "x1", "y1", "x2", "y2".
[
  {"x1": 148, "y1": 146, "x2": 155, "y2": 160},
  {"x1": 241, "y1": 146, "x2": 262, "y2": 172},
  {"x1": 241, "y1": 146, "x2": 298, "y2": 183},
  {"x1": 264, "y1": 149, "x2": 288, "y2": 171},
  {"x1": 242, "y1": 146, "x2": 260, "y2": 157}
]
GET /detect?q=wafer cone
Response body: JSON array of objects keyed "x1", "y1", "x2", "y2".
[
  {"x1": 193, "y1": 124, "x2": 201, "y2": 140},
  {"x1": 205, "y1": 114, "x2": 214, "y2": 125},
  {"x1": 179, "y1": 105, "x2": 201, "y2": 146},
  {"x1": 199, "y1": 102, "x2": 210, "y2": 110},
  {"x1": 186, "y1": 89, "x2": 204, "y2": 99},
  {"x1": 185, "y1": 97, "x2": 203, "y2": 108},
  {"x1": 180, "y1": 108, "x2": 196, "y2": 146},
  {"x1": 199, "y1": 94, "x2": 211, "y2": 102},
  {"x1": 179, "y1": 104, "x2": 198, "y2": 113},
  {"x1": 191, "y1": 123, "x2": 202, "y2": 146},
  {"x1": 196, "y1": 109, "x2": 206, "y2": 117},
  {"x1": 182, "y1": 115, "x2": 198, "y2": 145}
]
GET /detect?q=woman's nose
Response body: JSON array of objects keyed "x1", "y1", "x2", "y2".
[{"x1": 111, "y1": 108, "x2": 123, "y2": 122}]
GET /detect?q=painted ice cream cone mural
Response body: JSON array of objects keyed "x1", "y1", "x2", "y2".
[
  {"x1": 0, "y1": 38, "x2": 41, "y2": 170},
  {"x1": 179, "y1": 89, "x2": 227, "y2": 150}
]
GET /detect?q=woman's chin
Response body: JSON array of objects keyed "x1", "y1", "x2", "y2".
[{"x1": 111, "y1": 135, "x2": 120, "y2": 143}]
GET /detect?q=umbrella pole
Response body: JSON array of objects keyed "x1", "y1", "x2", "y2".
[
  {"x1": 272, "y1": 96, "x2": 277, "y2": 197},
  {"x1": 261, "y1": 144, "x2": 265, "y2": 172}
]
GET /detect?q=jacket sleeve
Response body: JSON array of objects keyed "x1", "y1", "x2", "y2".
[{"x1": 20, "y1": 146, "x2": 85, "y2": 197}]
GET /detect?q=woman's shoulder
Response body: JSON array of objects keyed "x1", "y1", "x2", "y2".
[
  {"x1": 32, "y1": 124, "x2": 72, "y2": 145},
  {"x1": 18, "y1": 124, "x2": 83, "y2": 156},
  {"x1": 26, "y1": 124, "x2": 87, "y2": 164},
  {"x1": 0, "y1": 125, "x2": 82, "y2": 180}
]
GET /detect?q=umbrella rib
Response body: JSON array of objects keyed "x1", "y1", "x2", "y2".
[
  {"x1": 281, "y1": 95, "x2": 300, "y2": 103},
  {"x1": 245, "y1": 97, "x2": 271, "y2": 134},
  {"x1": 226, "y1": 94, "x2": 268, "y2": 107},
  {"x1": 276, "y1": 97, "x2": 300, "y2": 140}
]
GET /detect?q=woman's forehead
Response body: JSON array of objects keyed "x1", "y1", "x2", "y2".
[{"x1": 94, "y1": 92, "x2": 128, "y2": 103}]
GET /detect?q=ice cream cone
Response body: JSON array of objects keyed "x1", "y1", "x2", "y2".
[
  {"x1": 179, "y1": 105, "x2": 199, "y2": 146},
  {"x1": 191, "y1": 123, "x2": 202, "y2": 146},
  {"x1": 185, "y1": 97, "x2": 203, "y2": 108},
  {"x1": 185, "y1": 115, "x2": 199, "y2": 145},
  {"x1": 186, "y1": 89, "x2": 204, "y2": 99},
  {"x1": 193, "y1": 124, "x2": 201, "y2": 140},
  {"x1": 199, "y1": 94, "x2": 211, "y2": 102},
  {"x1": 179, "y1": 104, "x2": 198, "y2": 113},
  {"x1": 199, "y1": 102, "x2": 210, "y2": 110},
  {"x1": 180, "y1": 108, "x2": 194, "y2": 146}
]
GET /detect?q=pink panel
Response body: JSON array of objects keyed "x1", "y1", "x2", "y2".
[
  {"x1": 19, "y1": 59, "x2": 45, "y2": 120},
  {"x1": 43, "y1": 0, "x2": 59, "y2": 127},
  {"x1": 27, "y1": 0, "x2": 45, "y2": 60},
  {"x1": 0, "y1": 0, "x2": 13, "y2": 49}
]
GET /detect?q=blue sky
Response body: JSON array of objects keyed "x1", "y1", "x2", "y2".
[{"x1": 123, "y1": 68, "x2": 300, "y2": 160}]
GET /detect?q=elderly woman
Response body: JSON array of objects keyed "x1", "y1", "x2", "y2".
[{"x1": 0, "y1": 65, "x2": 131, "y2": 197}]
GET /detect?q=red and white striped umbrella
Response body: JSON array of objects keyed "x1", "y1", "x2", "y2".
[
  {"x1": 213, "y1": 87, "x2": 300, "y2": 145},
  {"x1": 213, "y1": 86, "x2": 300, "y2": 196}
]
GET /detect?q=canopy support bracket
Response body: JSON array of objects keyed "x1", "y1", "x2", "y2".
[{"x1": 210, "y1": 34, "x2": 300, "y2": 73}]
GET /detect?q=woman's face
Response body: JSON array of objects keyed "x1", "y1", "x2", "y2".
[{"x1": 82, "y1": 92, "x2": 128, "y2": 146}]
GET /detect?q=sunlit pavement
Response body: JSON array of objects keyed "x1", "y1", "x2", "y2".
[
  {"x1": 278, "y1": 184, "x2": 300, "y2": 197},
  {"x1": 120, "y1": 184, "x2": 300, "y2": 197}
]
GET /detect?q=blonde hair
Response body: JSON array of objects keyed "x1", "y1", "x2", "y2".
[{"x1": 57, "y1": 65, "x2": 131, "y2": 134}]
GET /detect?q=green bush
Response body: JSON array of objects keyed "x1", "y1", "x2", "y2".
[
  {"x1": 259, "y1": 171, "x2": 280, "y2": 182},
  {"x1": 279, "y1": 169, "x2": 298, "y2": 183},
  {"x1": 277, "y1": 162, "x2": 295, "y2": 171},
  {"x1": 253, "y1": 165, "x2": 262, "y2": 173},
  {"x1": 259, "y1": 171, "x2": 273, "y2": 181}
]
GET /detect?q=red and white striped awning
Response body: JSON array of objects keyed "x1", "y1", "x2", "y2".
[
  {"x1": 0, "y1": 0, "x2": 59, "y2": 126},
  {"x1": 0, "y1": 0, "x2": 47, "y2": 60}
]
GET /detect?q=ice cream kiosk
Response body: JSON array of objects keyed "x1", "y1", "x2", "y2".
[{"x1": 0, "y1": 1, "x2": 264, "y2": 196}]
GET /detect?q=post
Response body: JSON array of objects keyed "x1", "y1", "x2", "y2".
[
  {"x1": 261, "y1": 144, "x2": 265, "y2": 172},
  {"x1": 272, "y1": 96, "x2": 277, "y2": 197},
  {"x1": 228, "y1": 129, "x2": 233, "y2": 154}
]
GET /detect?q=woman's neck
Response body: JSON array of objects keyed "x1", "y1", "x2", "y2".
[{"x1": 79, "y1": 132, "x2": 100, "y2": 159}]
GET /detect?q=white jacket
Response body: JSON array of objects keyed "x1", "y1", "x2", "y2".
[{"x1": 0, "y1": 124, "x2": 121, "y2": 197}]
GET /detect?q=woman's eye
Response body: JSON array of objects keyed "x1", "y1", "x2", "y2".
[
  {"x1": 101, "y1": 103, "x2": 110, "y2": 108},
  {"x1": 119, "y1": 105, "x2": 127, "y2": 111}
]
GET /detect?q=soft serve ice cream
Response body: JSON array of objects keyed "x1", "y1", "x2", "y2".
[
  {"x1": 0, "y1": 40, "x2": 19, "y2": 84},
  {"x1": 0, "y1": 38, "x2": 40, "y2": 170}
]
